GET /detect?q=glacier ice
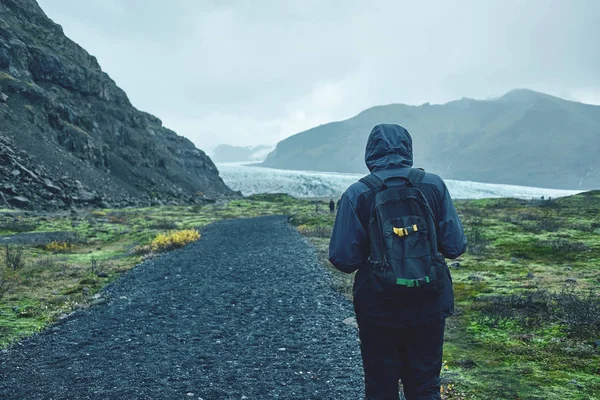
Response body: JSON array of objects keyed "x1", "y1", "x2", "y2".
[{"x1": 217, "y1": 163, "x2": 582, "y2": 200}]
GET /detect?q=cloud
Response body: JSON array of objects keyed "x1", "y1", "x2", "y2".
[{"x1": 37, "y1": 0, "x2": 600, "y2": 151}]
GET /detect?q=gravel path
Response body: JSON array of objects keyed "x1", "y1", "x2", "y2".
[{"x1": 0, "y1": 216, "x2": 363, "y2": 399}]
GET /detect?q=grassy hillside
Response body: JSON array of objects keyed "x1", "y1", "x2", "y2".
[
  {"x1": 1, "y1": 192, "x2": 599, "y2": 399},
  {"x1": 262, "y1": 90, "x2": 600, "y2": 190}
]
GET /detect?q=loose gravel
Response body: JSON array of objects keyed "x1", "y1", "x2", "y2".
[{"x1": 0, "y1": 216, "x2": 363, "y2": 399}]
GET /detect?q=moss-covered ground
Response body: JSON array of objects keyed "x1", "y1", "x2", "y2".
[
  {"x1": 0, "y1": 194, "x2": 314, "y2": 347},
  {"x1": 1, "y1": 191, "x2": 599, "y2": 399},
  {"x1": 291, "y1": 192, "x2": 600, "y2": 400}
]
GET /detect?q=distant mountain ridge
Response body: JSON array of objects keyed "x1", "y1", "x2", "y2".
[
  {"x1": 0, "y1": 0, "x2": 235, "y2": 210},
  {"x1": 262, "y1": 90, "x2": 600, "y2": 189},
  {"x1": 211, "y1": 144, "x2": 274, "y2": 163}
]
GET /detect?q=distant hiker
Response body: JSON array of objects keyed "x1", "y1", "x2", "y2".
[
  {"x1": 329, "y1": 124, "x2": 467, "y2": 400},
  {"x1": 329, "y1": 199, "x2": 335, "y2": 213}
]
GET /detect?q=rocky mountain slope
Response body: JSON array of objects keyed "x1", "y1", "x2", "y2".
[
  {"x1": 0, "y1": 0, "x2": 236, "y2": 210},
  {"x1": 262, "y1": 90, "x2": 600, "y2": 190}
]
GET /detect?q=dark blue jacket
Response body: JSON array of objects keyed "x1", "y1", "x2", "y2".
[{"x1": 329, "y1": 124, "x2": 467, "y2": 327}]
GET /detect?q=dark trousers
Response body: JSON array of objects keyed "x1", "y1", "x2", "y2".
[{"x1": 357, "y1": 317, "x2": 445, "y2": 400}]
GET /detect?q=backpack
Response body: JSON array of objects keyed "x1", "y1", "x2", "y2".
[{"x1": 360, "y1": 168, "x2": 448, "y2": 298}]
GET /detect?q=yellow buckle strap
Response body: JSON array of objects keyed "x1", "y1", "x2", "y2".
[
  {"x1": 393, "y1": 224, "x2": 418, "y2": 238},
  {"x1": 393, "y1": 227, "x2": 407, "y2": 237}
]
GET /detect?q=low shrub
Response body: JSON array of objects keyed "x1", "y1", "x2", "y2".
[
  {"x1": 555, "y1": 287, "x2": 600, "y2": 337},
  {"x1": 476, "y1": 287, "x2": 600, "y2": 337},
  {"x1": 540, "y1": 238, "x2": 590, "y2": 253},
  {"x1": 151, "y1": 229, "x2": 200, "y2": 252},
  {"x1": 476, "y1": 289, "x2": 552, "y2": 328},
  {"x1": 31, "y1": 256, "x2": 69, "y2": 276},
  {"x1": 0, "y1": 264, "x2": 19, "y2": 299},
  {"x1": 149, "y1": 218, "x2": 179, "y2": 230},
  {"x1": 466, "y1": 220, "x2": 489, "y2": 255},
  {"x1": 132, "y1": 244, "x2": 152, "y2": 256},
  {"x1": 2, "y1": 245, "x2": 26, "y2": 270},
  {"x1": 45, "y1": 241, "x2": 74, "y2": 253},
  {"x1": 296, "y1": 224, "x2": 332, "y2": 238},
  {"x1": 107, "y1": 212, "x2": 127, "y2": 224},
  {"x1": 0, "y1": 219, "x2": 36, "y2": 233}
]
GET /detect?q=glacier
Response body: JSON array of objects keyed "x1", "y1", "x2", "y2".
[{"x1": 217, "y1": 163, "x2": 582, "y2": 200}]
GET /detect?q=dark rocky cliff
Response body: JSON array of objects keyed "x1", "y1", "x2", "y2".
[{"x1": 0, "y1": 0, "x2": 236, "y2": 210}]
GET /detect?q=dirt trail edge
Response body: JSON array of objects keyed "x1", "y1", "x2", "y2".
[{"x1": 0, "y1": 216, "x2": 363, "y2": 399}]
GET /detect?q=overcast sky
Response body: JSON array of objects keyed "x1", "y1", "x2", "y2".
[{"x1": 37, "y1": 0, "x2": 600, "y2": 152}]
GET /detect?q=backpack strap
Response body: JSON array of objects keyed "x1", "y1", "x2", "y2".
[
  {"x1": 359, "y1": 173, "x2": 384, "y2": 192},
  {"x1": 408, "y1": 168, "x2": 425, "y2": 188}
]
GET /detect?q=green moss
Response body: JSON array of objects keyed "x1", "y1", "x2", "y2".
[
  {"x1": 296, "y1": 191, "x2": 600, "y2": 399},
  {"x1": 0, "y1": 196, "x2": 320, "y2": 348},
  {"x1": 3, "y1": 192, "x2": 600, "y2": 398}
]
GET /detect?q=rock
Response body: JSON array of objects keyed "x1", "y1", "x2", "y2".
[
  {"x1": 14, "y1": 162, "x2": 38, "y2": 180},
  {"x1": 0, "y1": 191, "x2": 8, "y2": 207},
  {"x1": 2, "y1": 183, "x2": 16, "y2": 195},
  {"x1": 593, "y1": 340, "x2": 600, "y2": 349},
  {"x1": 82, "y1": 286, "x2": 90, "y2": 294},
  {"x1": 90, "y1": 298, "x2": 106, "y2": 306},
  {"x1": 9, "y1": 196, "x2": 30, "y2": 208},
  {"x1": 96, "y1": 271, "x2": 109, "y2": 278},
  {"x1": 565, "y1": 278, "x2": 577, "y2": 284},
  {"x1": 342, "y1": 317, "x2": 358, "y2": 328},
  {"x1": 78, "y1": 190, "x2": 97, "y2": 202},
  {"x1": 510, "y1": 257, "x2": 519, "y2": 263},
  {"x1": 0, "y1": 92, "x2": 8, "y2": 102},
  {"x1": 526, "y1": 271, "x2": 535, "y2": 279},
  {"x1": 449, "y1": 261, "x2": 460, "y2": 269},
  {"x1": 43, "y1": 178, "x2": 62, "y2": 194},
  {"x1": 10, "y1": 169, "x2": 20, "y2": 177}
]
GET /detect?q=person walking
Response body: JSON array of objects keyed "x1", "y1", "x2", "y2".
[
  {"x1": 329, "y1": 199, "x2": 335, "y2": 214},
  {"x1": 329, "y1": 124, "x2": 466, "y2": 400}
]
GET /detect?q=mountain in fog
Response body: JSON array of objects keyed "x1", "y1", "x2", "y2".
[
  {"x1": 212, "y1": 144, "x2": 274, "y2": 163},
  {"x1": 262, "y1": 90, "x2": 600, "y2": 190}
]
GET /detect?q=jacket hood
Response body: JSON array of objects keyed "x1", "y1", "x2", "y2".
[{"x1": 365, "y1": 124, "x2": 413, "y2": 172}]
